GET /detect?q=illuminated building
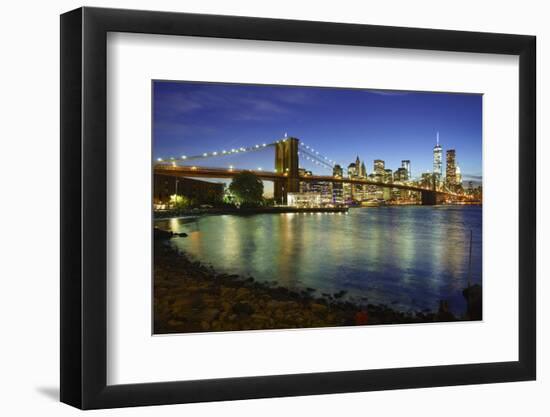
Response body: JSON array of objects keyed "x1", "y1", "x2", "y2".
[
  {"x1": 287, "y1": 192, "x2": 321, "y2": 208},
  {"x1": 374, "y1": 159, "x2": 385, "y2": 175},
  {"x1": 433, "y1": 132, "x2": 443, "y2": 180},
  {"x1": 299, "y1": 169, "x2": 313, "y2": 193},
  {"x1": 384, "y1": 168, "x2": 393, "y2": 183},
  {"x1": 446, "y1": 149, "x2": 457, "y2": 190},
  {"x1": 332, "y1": 164, "x2": 344, "y2": 205},
  {"x1": 373, "y1": 159, "x2": 385, "y2": 184},
  {"x1": 401, "y1": 160, "x2": 411, "y2": 181},
  {"x1": 347, "y1": 162, "x2": 357, "y2": 178},
  {"x1": 309, "y1": 181, "x2": 334, "y2": 205},
  {"x1": 360, "y1": 161, "x2": 367, "y2": 178},
  {"x1": 394, "y1": 167, "x2": 408, "y2": 183},
  {"x1": 421, "y1": 172, "x2": 436, "y2": 189},
  {"x1": 347, "y1": 159, "x2": 360, "y2": 201},
  {"x1": 456, "y1": 165, "x2": 462, "y2": 186}
]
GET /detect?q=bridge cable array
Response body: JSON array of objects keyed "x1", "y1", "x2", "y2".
[
  {"x1": 156, "y1": 141, "x2": 276, "y2": 164},
  {"x1": 156, "y1": 137, "x2": 345, "y2": 173}
]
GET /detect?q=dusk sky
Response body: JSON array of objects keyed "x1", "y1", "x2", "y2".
[{"x1": 153, "y1": 81, "x2": 482, "y2": 193}]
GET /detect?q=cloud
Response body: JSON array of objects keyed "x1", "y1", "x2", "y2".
[
  {"x1": 463, "y1": 174, "x2": 483, "y2": 181},
  {"x1": 155, "y1": 84, "x2": 293, "y2": 122}
]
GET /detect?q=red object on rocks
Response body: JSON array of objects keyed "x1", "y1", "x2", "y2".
[{"x1": 355, "y1": 310, "x2": 369, "y2": 325}]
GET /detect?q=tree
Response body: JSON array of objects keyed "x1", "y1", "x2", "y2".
[
  {"x1": 169, "y1": 194, "x2": 191, "y2": 209},
  {"x1": 228, "y1": 171, "x2": 264, "y2": 206}
]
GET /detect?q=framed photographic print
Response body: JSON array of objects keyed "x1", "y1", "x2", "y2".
[{"x1": 60, "y1": 7, "x2": 536, "y2": 409}]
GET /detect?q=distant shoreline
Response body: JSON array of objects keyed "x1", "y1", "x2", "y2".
[
  {"x1": 154, "y1": 206, "x2": 348, "y2": 219},
  {"x1": 153, "y1": 203, "x2": 482, "y2": 220}
]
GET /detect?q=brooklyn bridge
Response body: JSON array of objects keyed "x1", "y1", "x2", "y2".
[{"x1": 154, "y1": 136, "x2": 464, "y2": 205}]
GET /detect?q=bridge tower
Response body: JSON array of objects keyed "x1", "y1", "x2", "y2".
[{"x1": 274, "y1": 137, "x2": 300, "y2": 204}]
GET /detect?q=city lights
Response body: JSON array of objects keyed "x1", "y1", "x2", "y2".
[{"x1": 154, "y1": 134, "x2": 478, "y2": 207}]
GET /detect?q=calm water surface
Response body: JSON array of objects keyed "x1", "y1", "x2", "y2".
[{"x1": 156, "y1": 206, "x2": 482, "y2": 315}]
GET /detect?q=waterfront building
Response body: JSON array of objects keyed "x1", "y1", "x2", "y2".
[
  {"x1": 401, "y1": 160, "x2": 411, "y2": 181},
  {"x1": 433, "y1": 132, "x2": 443, "y2": 180},
  {"x1": 299, "y1": 169, "x2": 313, "y2": 193},
  {"x1": 332, "y1": 185, "x2": 344, "y2": 205},
  {"x1": 343, "y1": 182, "x2": 353, "y2": 203},
  {"x1": 153, "y1": 174, "x2": 224, "y2": 208},
  {"x1": 308, "y1": 181, "x2": 334, "y2": 206},
  {"x1": 446, "y1": 149, "x2": 457, "y2": 190},
  {"x1": 287, "y1": 192, "x2": 321, "y2": 208}
]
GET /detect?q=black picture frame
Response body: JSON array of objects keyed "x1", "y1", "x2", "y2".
[{"x1": 60, "y1": 6, "x2": 536, "y2": 410}]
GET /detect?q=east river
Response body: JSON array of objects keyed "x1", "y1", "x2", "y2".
[{"x1": 157, "y1": 205, "x2": 482, "y2": 315}]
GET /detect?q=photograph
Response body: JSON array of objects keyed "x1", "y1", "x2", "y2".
[{"x1": 152, "y1": 81, "x2": 483, "y2": 334}]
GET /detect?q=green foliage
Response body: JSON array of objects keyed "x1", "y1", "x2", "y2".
[
  {"x1": 203, "y1": 187, "x2": 223, "y2": 205},
  {"x1": 228, "y1": 171, "x2": 264, "y2": 206},
  {"x1": 169, "y1": 194, "x2": 191, "y2": 209}
]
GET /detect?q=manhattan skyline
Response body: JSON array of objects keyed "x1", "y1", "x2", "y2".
[{"x1": 153, "y1": 81, "x2": 482, "y2": 185}]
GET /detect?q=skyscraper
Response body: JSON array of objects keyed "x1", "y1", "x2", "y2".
[
  {"x1": 401, "y1": 160, "x2": 411, "y2": 181},
  {"x1": 446, "y1": 149, "x2": 457, "y2": 190},
  {"x1": 332, "y1": 165, "x2": 344, "y2": 205},
  {"x1": 374, "y1": 159, "x2": 385, "y2": 175},
  {"x1": 373, "y1": 159, "x2": 385, "y2": 183},
  {"x1": 433, "y1": 132, "x2": 443, "y2": 179},
  {"x1": 347, "y1": 162, "x2": 357, "y2": 178},
  {"x1": 456, "y1": 165, "x2": 462, "y2": 186},
  {"x1": 384, "y1": 169, "x2": 393, "y2": 183},
  {"x1": 394, "y1": 167, "x2": 408, "y2": 182},
  {"x1": 360, "y1": 161, "x2": 367, "y2": 178}
]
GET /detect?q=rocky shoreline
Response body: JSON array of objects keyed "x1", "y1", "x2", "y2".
[{"x1": 154, "y1": 242, "x2": 468, "y2": 334}]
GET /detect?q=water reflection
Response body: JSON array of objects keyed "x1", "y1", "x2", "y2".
[{"x1": 157, "y1": 206, "x2": 482, "y2": 314}]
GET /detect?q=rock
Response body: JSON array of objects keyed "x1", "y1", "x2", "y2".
[
  {"x1": 266, "y1": 300, "x2": 284, "y2": 310},
  {"x1": 274, "y1": 309, "x2": 284, "y2": 320},
  {"x1": 250, "y1": 313, "x2": 269, "y2": 322},
  {"x1": 153, "y1": 227, "x2": 172, "y2": 240},
  {"x1": 232, "y1": 302, "x2": 255, "y2": 316},
  {"x1": 201, "y1": 308, "x2": 220, "y2": 322},
  {"x1": 311, "y1": 303, "x2": 328, "y2": 314},
  {"x1": 235, "y1": 287, "x2": 250, "y2": 301}
]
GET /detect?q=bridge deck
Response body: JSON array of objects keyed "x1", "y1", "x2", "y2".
[{"x1": 155, "y1": 165, "x2": 459, "y2": 196}]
